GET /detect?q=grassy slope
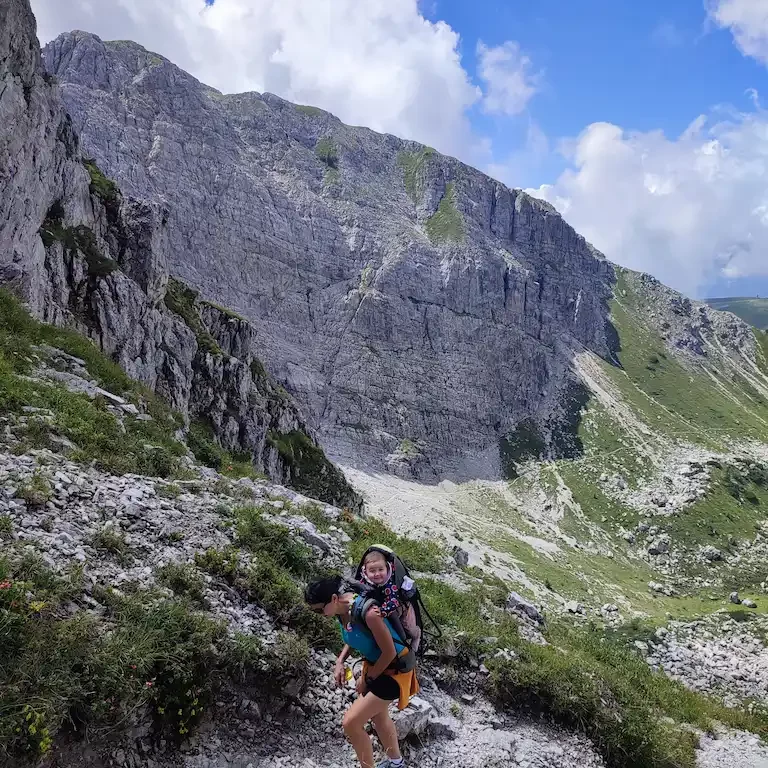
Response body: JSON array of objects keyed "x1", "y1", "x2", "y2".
[{"x1": 706, "y1": 297, "x2": 768, "y2": 330}]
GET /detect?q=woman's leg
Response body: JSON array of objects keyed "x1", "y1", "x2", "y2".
[
  {"x1": 342, "y1": 693, "x2": 392, "y2": 768},
  {"x1": 371, "y1": 707, "x2": 402, "y2": 760}
]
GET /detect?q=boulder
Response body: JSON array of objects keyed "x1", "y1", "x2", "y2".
[
  {"x1": 452, "y1": 546, "x2": 469, "y2": 567},
  {"x1": 505, "y1": 591, "x2": 543, "y2": 623},
  {"x1": 393, "y1": 696, "x2": 434, "y2": 740}
]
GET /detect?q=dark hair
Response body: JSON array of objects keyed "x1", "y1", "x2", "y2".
[{"x1": 304, "y1": 575, "x2": 343, "y2": 606}]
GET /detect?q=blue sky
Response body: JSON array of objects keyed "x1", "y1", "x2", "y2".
[
  {"x1": 32, "y1": 0, "x2": 768, "y2": 299},
  {"x1": 430, "y1": 0, "x2": 768, "y2": 298}
]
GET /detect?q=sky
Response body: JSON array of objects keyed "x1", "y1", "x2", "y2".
[{"x1": 29, "y1": 0, "x2": 768, "y2": 299}]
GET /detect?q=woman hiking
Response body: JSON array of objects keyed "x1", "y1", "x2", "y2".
[{"x1": 305, "y1": 575, "x2": 419, "y2": 768}]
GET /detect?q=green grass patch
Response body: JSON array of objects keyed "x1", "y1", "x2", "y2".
[
  {"x1": 425, "y1": 182, "x2": 464, "y2": 245},
  {"x1": 607, "y1": 272, "x2": 768, "y2": 444},
  {"x1": 164, "y1": 278, "x2": 222, "y2": 356},
  {"x1": 268, "y1": 429, "x2": 356, "y2": 508},
  {"x1": 157, "y1": 562, "x2": 207, "y2": 605},
  {"x1": 82, "y1": 158, "x2": 120, "y2": 214},
  {"x1": 16, "y1": 471, "x2": 52, "y2": 507},
  {"x1": 756, "y1": 330, "x2": 768, "y2": 376},
  {"x1": 398, "y1": 147, "x2": 436, "y2": 203},
  {"x1": 296, "y1": 104, "x2": 327, "y2": 118},
  {"x1": 236, "y1": 505, "x2": 313, "y2": 577},
  {"x1": 315, "y1": 136, "x2": 338, "y2": 168},
  {"x1": 194, "y1": 547, "x2": 239, "y2": 583},
  {"x1": 90, "y1": 526, "x2": 131, "y2": 563},
  {"x1": 186, "y1": 419, "x2": 261, "y2": 479},
  {"x1": 341, "y1": 513, "x2": 447, "y2": 573}
]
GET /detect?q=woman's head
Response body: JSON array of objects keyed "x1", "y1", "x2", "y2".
[{"x1": 305, "y1": 575, "x2": 346, "y2": 616}]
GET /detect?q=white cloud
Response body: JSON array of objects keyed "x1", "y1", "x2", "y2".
[
  {"x1": 30, "y1": 0, "x2": 481, "y2": 160},
  {"x1": 708, "y1": 0, "x2": 768, "y2": 65},
  {"x1": 477, "y1": 40, "x2": 541, "y2": 116},
  {"x1": 527, "y1": 109, "x2": 768, "y2": 297}
]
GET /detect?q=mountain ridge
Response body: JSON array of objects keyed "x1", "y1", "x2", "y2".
[{"x1": 41, "y1": 29, "x2": 766, "y2": 485}]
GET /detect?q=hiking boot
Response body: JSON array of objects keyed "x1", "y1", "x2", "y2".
[{"x1": 376, "y1": 760, "x2": 405, "y2": 768}]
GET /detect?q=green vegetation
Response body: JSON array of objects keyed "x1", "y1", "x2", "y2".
[
  {"x1": 0, "y1": 515, "x2": 13, "y2": 539},
  {"x1": 341, "y1": 513, "x2": 447, "y2": 573},
  {"x1": 199, "y1": 299, "x2": 247, "y2": 322},
  {"x1": 706, "y1": 297, "x2": 768, "y2": 329},
  {"x1": 39, "y1": 207, "x2": 118, "y2": 277},
  {"x1": 236, "y1": 505, "x2": 313, "y2": 576},
  {"x1": 164, "y1": 278, "x2": 222, "y2": 356},
  {"x1": 0, "y1": 550, "x2": 313, "y2": 759},
  {"x1": 82, "y1": 159, "x2": 120, "y2": 217},
  {"x1": 756, "y1": 329, "x2": 768, "y2": 376},
  {"x1": 425, "y1": 182, "x2": 465, "y2": 245},
  {"x1": 194, "y1": 546, "x2": 239, "y2": 582},
  {"x1": 157, "y1": 563, "x2": 207, "y2": 605},
  {"x1": 398, "y1": 147, "x2": 436, "y2": 203},
  {"x1": 398, "y1": 438, "x2": 421, "y2": 457},
  {"x1": 268, "y1": 429, "x2": 354, "y2": 507},
  {"x1": 0, "y1": 289, "x2": 187, "y2": 477},
  {"x1": 186, "y1": 418, "x2": 260, "y2": 479},
  {"x1": 315, "y1": 136, "x2": 338, "y2": 168},
  {"x1": 296, "y1": 104, "x2": 327, "y2": 118},
  {"x1": 606, "y1": 272, "x2": 768, "y2": 445},
  {"x1": 16, "y1": 472, "x2": 52, "y2": 507},
  {"x1": 90, "y1": 526, "x2": 131, "y2": 563},
  {"x1": 155, "y1": 481, "x2": 182, "y2": 499}
]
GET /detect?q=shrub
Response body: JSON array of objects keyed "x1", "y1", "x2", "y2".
[
  {"x1": 236, "y1": 506, "x2": 313, "y2": 577},
  {"x1": 157, "y1": 563, "x2": 207, "y2": 605},
  {"x1": 90, "y1": 526, "x2": 130, "y2": 563},
  {"x1": 0, "y1": 515, "x2": 13, "y2": 539},
  {"x1": 194, "y1": 547, "x2": 239, "y2": 583},
  {"x1": 315, "y1": 136, "x2": 338, "y2": 168},
  {"x1": 155, "y1": 482, "x2": 182, "y2": 499},
  {"x1": 17, "y1": 472, "x2": 52, "y2": 507}
]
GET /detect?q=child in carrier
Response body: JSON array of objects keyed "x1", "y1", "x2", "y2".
[{"x1": 359, "y1": 547, "x2": 422, "y2": 653}]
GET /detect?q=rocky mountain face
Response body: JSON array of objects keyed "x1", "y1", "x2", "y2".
[
  {"x1": 40, "y1": 31, "x2": 621, "y2": 481},
  {"x1": 0, "y1": 0, "x2": 357, "y2": 509},
  {"x1": 41, "y1": 32, "x2": 768, "y2": 484}
]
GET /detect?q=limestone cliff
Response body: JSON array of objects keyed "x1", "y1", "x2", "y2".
[
  {"x1": 0, "y1": 0, "x2": 359, "y2": 509},
  {"x1": 42, "y1": 31, "x2": 620, "y2": 481}
]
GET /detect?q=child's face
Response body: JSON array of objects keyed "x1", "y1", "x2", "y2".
[{"x1": 364, "y1": 554, "x2": 389, "y2": 585}]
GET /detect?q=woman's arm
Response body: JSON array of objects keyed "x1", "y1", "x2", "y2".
[
  {"x1": 336, "y1": 643, "x2": 352, "y2": 665},
  {"x1": 365, "y1": 607, "x2": 398, "y2": 681}
]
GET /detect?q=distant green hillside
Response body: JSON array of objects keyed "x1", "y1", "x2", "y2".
[{"x1": 706, "y1": 297, "x2": 768, "y2": 329}]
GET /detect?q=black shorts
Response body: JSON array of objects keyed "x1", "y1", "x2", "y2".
[{"x1": 367, "y1": 674, "x2": 400, "y2": 701}]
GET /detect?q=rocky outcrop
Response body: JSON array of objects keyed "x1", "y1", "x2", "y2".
[
  {"x1": 0, "y1": 0, "x2": 359, "y2": 509},
  {"x1": 42, "y1": 30, "x2": 620, "y2": 481}
]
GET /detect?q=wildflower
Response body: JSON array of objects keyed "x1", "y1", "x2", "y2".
[
  {"x1": 130, "y1": 665, "x2": 137, "y2": 670},
  {"x1": 0, "y1": 580, "x2": 11, "y2": 589},
  {"x1": 145, "y1": 681, "x2": 153, "y2": 688}
]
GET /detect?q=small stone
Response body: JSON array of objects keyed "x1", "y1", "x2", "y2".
[{"x1": 730, "y1": 591, "x2": 741, "y2": 605}]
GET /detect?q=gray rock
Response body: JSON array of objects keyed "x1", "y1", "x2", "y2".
[
  {"x1": 565, "y1": 600, "x2": 584, "y2": 614},
  {"x1": 730, "y1": 592, "x2": 741, "y2": 605},
  {"x1": 0, "y1": 3, "x2": 359, "y2": 511},
  {"x1": 702, "y1": 545, "x2": 724, "y2": 562},
  {"x1": 452, "y1": 546, "x2": 469, "y2": 567},
  {"x1": 742, "y1": 599, "x2": 757, "y2": 609},
  {"x1": 393, "y1": 696, "x2": 434, "y2": 740},
  {"x1": 648, "y1": 538, "x2": 670, "y2": 555},
  {"x1": 506, "y1": 591, "x2": 543, "y2": 623}
]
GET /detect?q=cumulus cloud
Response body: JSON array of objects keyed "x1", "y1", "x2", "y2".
[
  {"x1": 477, "y1": 40, "x2": 541, "y2": 116},
  {"x1": 527, "y1": 109, "x2": 768, "y2": 296},
  {"x1": 30, "y1": 0, "x2": 481, "y2": 159},
  {"x1": 707, "y1": 0, "x2": 768, "y2": 66}
]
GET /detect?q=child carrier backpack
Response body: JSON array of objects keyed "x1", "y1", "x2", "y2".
[{"x1": 354, "y1": 544, "x2": 442, "y2": 656}]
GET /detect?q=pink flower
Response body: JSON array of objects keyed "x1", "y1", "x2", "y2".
[
  {"x1": 0, "y1": 581, "x2": 11, "y2": 590},
  {"x1": 145, "y1": 681, "x2": 153, "y2": 688}
]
